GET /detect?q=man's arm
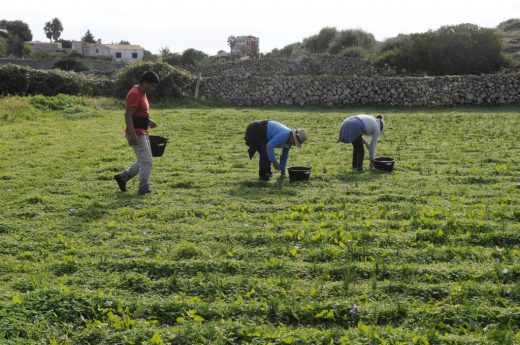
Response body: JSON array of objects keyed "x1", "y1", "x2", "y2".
[
  {"x1": 279, "y1": 146, "x2": 290, "y2": 174},
  {"x1": 124, "y1": 107, "x2": 138, "y2": 145}
]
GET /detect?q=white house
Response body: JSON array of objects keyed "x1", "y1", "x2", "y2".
[{"x1": 71, "y1": 40, "x2": 144, "y2": 62}]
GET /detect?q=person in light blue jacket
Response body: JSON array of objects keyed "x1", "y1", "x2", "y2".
[{"x1": 245, "y1": 120, "x2": 308, "y2": 180}]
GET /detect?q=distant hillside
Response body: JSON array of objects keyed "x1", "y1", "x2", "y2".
[{"x1": 497, "y1": 18, "x2": 520, "y2": 65}]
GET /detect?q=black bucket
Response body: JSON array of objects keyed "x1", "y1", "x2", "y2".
[
  {"x1": 288, "y1": 166, "x2": 312, "y2": 182},
  {"x1": 149, "y1": 135, "x2": 168, "y2": 157},
  {"x1": 373, "y1": 157, "x2": 395, "y2": 172}
]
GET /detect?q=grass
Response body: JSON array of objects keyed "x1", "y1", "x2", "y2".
[{"x1": 0, "y1": 94, "x2": 519, "y2": 344}]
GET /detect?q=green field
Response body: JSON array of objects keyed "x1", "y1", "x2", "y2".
[{"x1": 0, "y1": 95, "x2": 519, "y2": 345}]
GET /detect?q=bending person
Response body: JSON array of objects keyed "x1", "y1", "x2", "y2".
[
  {"x1": 245, "y1": 120, "x2": 308, "y2": 180},
  {"x1": 338, "y1": 114, "x2": 384, "y2": 171}
]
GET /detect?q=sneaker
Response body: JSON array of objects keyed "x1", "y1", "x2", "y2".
[
  {"x1": 138, "y1": 188, "x2": 151, "y2": 195},
  {"x1": 114, "y1": 174, "x2": 127, "y2": 192}
]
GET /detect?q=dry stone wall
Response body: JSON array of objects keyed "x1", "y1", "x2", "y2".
[{"x1": 200, "y1": 74, "x2": 520, "y2": 107}]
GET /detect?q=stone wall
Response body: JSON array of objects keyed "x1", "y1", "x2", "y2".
[
  {"x1": 0, "y1": 58, "x2": 126, "y2": 73},
  {"x1": 200, "y1": 74, "x2": 520, "y2": 107},
  {"x1": 187, "y1": 55, "x2": 404, "y2": 78}
]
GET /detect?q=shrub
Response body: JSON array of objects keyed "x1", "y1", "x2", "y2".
[
  {"x1": 0, "y1": 64, "x2": 114, "y2": 97},
  {"x1": 0, "y1": 64, "x2": 29, "y2": 95},
  {"x1": 375, "y1": 24, "x2": 511, "y2": 75},
  {"x1": 77, "y1": 73, "x2": 114, "y2": 97},
  {"x1": 302, "y1": 27, "x2": 338, "y2": 54},
  {"x1": 113, "y1": 61, "x2": 196, "y2": 101},
  {"x1": 328, "y1": 29, "x2": 376, "y2": 55},
  {"x1": 337, "y1": 46, "x2": 371, "y2": 59},
  {"x1": 53, "y1": 57, "x2": 89, "y2": 72},
  {"x1": 26, "y1": 69, "x2": 80, "y2": 95},
  {"x1": 68, "y1": 51, "x2": 83, "y2": 59}
]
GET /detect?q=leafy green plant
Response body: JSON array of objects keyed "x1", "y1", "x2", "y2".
[{"x1": 0, "y1": 98, "x2": 519, "y2": 343}]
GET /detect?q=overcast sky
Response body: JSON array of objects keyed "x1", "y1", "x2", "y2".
[{"x1": 2, "y1": 0, "x2": 519, "y2": 55}]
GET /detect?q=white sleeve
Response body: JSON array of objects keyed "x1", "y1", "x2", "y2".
[{"x1": 368, "y1": 128, "x2": 380, "y2": 161}]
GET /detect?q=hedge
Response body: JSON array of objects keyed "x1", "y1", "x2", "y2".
[
  {"x1": 113, "y1": 61, "x2": 196, "y2": 101},
  {"x1": 0, "y1": 64, "x2": 113, "y2": 97},
  {"x1": 0, "y1": 62, "x2": 197, "y2": 101}
]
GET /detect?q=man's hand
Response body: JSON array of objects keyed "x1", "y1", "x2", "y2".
[
  {"x1": 149, "y1": 119, "x2": 157, "y2": 128},
  {"x1": 273, "y1": 161, "x2": 281, "y2": 170},
  {"x1": 127, "y1": 133, "x2": 138, "y2": 146}
]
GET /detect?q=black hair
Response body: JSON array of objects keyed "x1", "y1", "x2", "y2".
[
  {"x1": 376, "y1": 115, "x2": 384, "y2": 131},
  {"x1": 139, "y1": 71, "x2": 160, "y2": 84}
]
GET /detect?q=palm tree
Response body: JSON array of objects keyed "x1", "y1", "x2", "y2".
[
  {"x1": 43, "y1": 18, "x2": 63, "y2": 42},
  {"x1": 227, "y1": 36, "x2": 236, "y2": 49}
]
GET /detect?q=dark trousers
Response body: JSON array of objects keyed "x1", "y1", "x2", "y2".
[
  {"x1": 352, "y1": 135, "x2": 364, "y2": 170},
  {"x1": 245, "y1": 120, "x2": 272, "y2": 179},
  {"x1": 257, "y1": 144, "x2": 272, "y2": 180}
]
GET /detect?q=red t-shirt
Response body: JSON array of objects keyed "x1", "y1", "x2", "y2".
[{"x1": 125, "y1": 85, "x2": 150, "y2": 136}]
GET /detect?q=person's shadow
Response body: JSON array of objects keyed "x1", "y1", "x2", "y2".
[
  {"x1": 229, "y1": 175, "x2": 302, "y2": 199},
  {"x1": 336, "y1": 169, "x2": 389, "y2": 183}
]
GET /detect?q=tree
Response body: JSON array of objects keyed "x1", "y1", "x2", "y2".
[
  {"x1": 43, "y1": 18, "x2": 63, "y2": 42},
  {"x1": 119, "y1": 40, "x2": 130, "y2": 45},
  {"x1": 6, "y1": 34, "x2": 25, "y2": 56},
  {"x1": 0, "y1": 20, "x2": 32, "y2": 57},
  {"x1": 163, "y1": 52, "x2": 182, "y2": 66},
  {"x1": 227, "y1": 36, "x2": 236, "y2": 49},
  {"x1": 0, "y1": 20, "x2": 32, "y2": 41},
  {"x1": 239, "y1": 44, "x2": 248, "y2": 57},
  {"x1": 159, "y1": 46, "x2": 171, "y2": 58},
  {"x1": 143, "y1": 49, "x2": 157, "y2": 61},
  {"x1": 56, "y1": 39, "x2": 72, "y2": 48},
  {"x1": 328, "y1": 29, "x2": 376, "y2": 55},
  {"x1": 81, "y1": 29, "x2": 95, "y2": 43},
  {"x1": 302, "y1": 27, "x2": 337, "y2": 54},
  {"x1": 181, "y1": 48, "x2": 208, "y2": 65}
]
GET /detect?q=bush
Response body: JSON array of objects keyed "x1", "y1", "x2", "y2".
[
  {"x1": 337, "y1": 46, "x2": 371, "y2": 59},
  {"x1": 0, "y1": 64, "x2": 29, "y2": 95},
  {"x1": 375, "y1": 24, "x2": 511, "y2": 75},
  {"x1": 328, "y1": 29, "x2": 376, "y2": 55},
  {"x1": 113, "y1": 61, "x2": 196, "y2": 101},
  {"x1": 0, "y1": 64, "x2": 113, "y2": 96},
  {"x1": 26, "y1": 69, "x2": 80, "y2": 95},
  {"x1": 302, "y1": 27, "x2": 338, "y2": 54},
  {"x1": 53, "y1": 57, "x2": 89, "y2": 72}
]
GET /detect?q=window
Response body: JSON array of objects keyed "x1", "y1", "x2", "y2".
[
  {"x1": 132, "y1": 52, "x2": 138, "y2": 59},
  {"x1": 115, "y1": 52, "x2": 122, "y2": 58}
]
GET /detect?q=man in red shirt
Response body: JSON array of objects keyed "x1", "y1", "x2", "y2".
[{"x1": 114, "y1": 71, "x2": 160, "y2": 194}]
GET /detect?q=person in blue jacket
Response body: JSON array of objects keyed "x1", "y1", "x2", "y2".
[{"x1": 245, "y1": 120, "x2": 308, "y2": 180}]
